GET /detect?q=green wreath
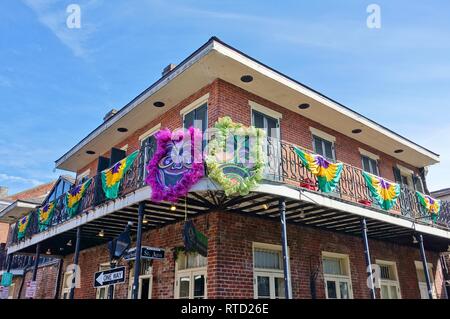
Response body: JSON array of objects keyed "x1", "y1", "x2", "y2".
[{"x1": 205, "y1": 116, "x2": 266, "y2": 196}]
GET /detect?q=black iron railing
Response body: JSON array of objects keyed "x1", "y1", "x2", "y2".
[
  {"x1": 6, "y1": 138, "x2": 450, "y2": 247},
  {"x1": 267, "y1": 138, "x2": 450, "y2": 229}
]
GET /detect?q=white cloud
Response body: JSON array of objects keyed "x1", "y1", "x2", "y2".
[
  {"x1": 0, "y1": 173, "x2": 42, "y2": 187},
  {"x1": 22, "y1": 0, "x2": 97, "y2": 58}
]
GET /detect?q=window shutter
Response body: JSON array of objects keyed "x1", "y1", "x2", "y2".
[
  {"x1": 413, "y1": 175, "x2": 424, "y2": 193},
  {"x1": 392, "y1": 167, "x2": 402, "y2": 184}
]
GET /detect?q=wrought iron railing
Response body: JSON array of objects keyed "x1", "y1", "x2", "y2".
[
  {"x1": 266, "y1": 138, "x2": 450, "y2": 229},
  {"x1": 7, "y1": 137, "x2": 450, "y2": 246}
]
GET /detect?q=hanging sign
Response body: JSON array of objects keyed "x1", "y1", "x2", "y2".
[
  {"x1": 94, "y1": 266, "x2": 126, "y2": 288},
  {"x1": 183, "y1": 220, "x2": 208, "y2": 257},
  {"x1": 123, "y1": 246, "x2": 165, "y2": 261},
  {"x1": 1, "y1": 272, "x2": 13, "y2": 287},
  {"x1": 25, "y1": 281, "x2": 37, "y2": 298}
]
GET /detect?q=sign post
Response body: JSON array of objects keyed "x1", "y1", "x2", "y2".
[{"x1": 94, "y1": 266, "x2": 126, "y2": 288}]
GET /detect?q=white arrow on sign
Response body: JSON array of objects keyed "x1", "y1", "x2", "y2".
[{"x1": 96, "y1": 273, "x2": 104, "y2": 286}]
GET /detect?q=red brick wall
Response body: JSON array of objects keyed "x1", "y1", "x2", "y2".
[
  {"x1": 53, "y1": 212, "x2": 446, "y2": 300},
  {"x1": 76, "y1": 78, "x2": 420, "y2": 182},
  {"x1": 10, "y1": 261, "x2": 61, "y2": 299},
  {"x1": 212, "y1": 79, "x2": 419, "y2": 179},
  {"x1": 4, "y1": 181, "x2": 56, "y2": 202}
]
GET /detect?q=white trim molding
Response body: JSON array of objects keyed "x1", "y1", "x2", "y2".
[
  {"x1": 397, "y1": 164, "x2": 414, "y2": 176},
  {"x1": 310, "y1": 127, "x2": 336, "y2": 142},
  {"x1": 139, "y1": 123, "x2": 161, "y2": 141},
  {"x1": 249, "y1": 101, "x2": 283, "y2": 119},
  {"x1": 359, "y1": 148, "x2": 380, "y2": 161},
  {"x1": 179, "y1": 93, "x2": 209, "y2": 116}
]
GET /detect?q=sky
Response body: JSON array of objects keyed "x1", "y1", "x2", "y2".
[{"x1": 0, "y1": 0, "x2": 449, "y2": 194}]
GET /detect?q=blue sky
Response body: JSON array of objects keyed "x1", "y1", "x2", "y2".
[{"x1": 0, "y1": 0, "x2": 449, "y2": 194}]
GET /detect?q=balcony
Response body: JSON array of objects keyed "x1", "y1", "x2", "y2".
[{"x1": 7, "y1": 138, "x2": 450, "y2": 247}]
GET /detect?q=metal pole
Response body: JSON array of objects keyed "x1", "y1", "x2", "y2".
[
  {"x1": 279, "y1": 198, "x2": 292, "y2": 299},
  {"x1": 418, "y1": 234, "x2": 433, "y2": 299},
  {"x1": 361, "y1": 218, "x2": 376, "y2": 299},
  {"x1": 32, "y1": 243, "x2": 40, "y2": 281},
  {"x1": 29, "y1": 243, "x2": 40, "y2": 299},
  {"x1": 132, "y1": 202, "x2": 145, "y2": 299},
  {"x1": 108, "y1": 262, "x2": 115, "y2": 299},
  {"x1": 69, "y1": 226, "x2": 82, "y2": 299}
]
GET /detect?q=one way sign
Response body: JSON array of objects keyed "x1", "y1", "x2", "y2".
[{"x1": 94, "y1": 266, "x2": 126, "y2": 288}]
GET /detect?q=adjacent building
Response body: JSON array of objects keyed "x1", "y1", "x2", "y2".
[{"x1": 2, "y1": 37, "x2": 450, "y2": 300}]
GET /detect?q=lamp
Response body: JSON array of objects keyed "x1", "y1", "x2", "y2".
[
  {"x1": 299, "y1": 211, "x2": 306, "y2": 219},
  {"x1": 45, "y1": 249, "x2": 51, "y2": 255},
  {"x1": 66, "y1": 240, "x2": 72, "y2": 247},
  {"x1": 98, "y1": 229, "x2": 105, "y2": 237},
  {"x1": 170, "y1": 205, "x2": 177, "y2": 211},
  {"x1": 412, "y1": 235, "x2": 418, "y2": 244}
]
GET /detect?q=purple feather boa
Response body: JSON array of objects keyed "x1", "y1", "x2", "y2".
[{"x1": 145, "y1": 126, "x2": 204, "y2": 202}]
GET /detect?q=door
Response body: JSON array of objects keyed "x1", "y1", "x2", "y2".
[{"x1": 138, "y1": 275, "x2": 152, "y2": 299}]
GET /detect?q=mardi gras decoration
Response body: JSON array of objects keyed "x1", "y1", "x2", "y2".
[
  {"x1": 145, "y1": 127, "x2": 204, "y2": 202},
  {"x1": 293, "y1": 147, "x2": 343, "y2": 193},
  {"x1": 17, "y1": 214, "x2": 31, "y2": 240},
  {"x1": 65, "y1": 179, "x2": 92, "y2": 218},
  {"x1": 416, "y1": 192, "x2": 441, "y2": 221},
  {"x1": 102, "y1": 151, "x2": 139, "y2": 200},
  {"x1": 362, "y1": 171, "x2": 400, "y2": 210},
  {"x1": 205, "y1": 117, "x2": 266, "y2": 196},
  {"x1": 38, "y1": 201, "x2": 55, "y2": 232}
]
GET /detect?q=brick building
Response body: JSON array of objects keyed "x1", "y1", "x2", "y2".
[{"x1": 3, "y1": 37, "x2": 450, "y2": 300}]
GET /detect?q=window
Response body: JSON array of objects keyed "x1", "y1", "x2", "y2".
[
  {"x1": 253, "y1": 243, "x2": 286, "y2": 299},
  {"x1": 322, "y1": 252, "x2": 352, "y2": 299},
  {"x1": 313, "y1": 135, "x2": 335, "y2": 162},
  {"x1": 252, "y1": 108, "x2": 281, "y2": 179},
  {"x1": 376, "y1": 260, "x2": 401, "y2": 299},
  {"x1": 184, "y1": 103, "x2": 207, "y2": 133},
  {"x1": 128, "y1": 259, "x2": 153, "y2": 299},
  {"x1": 362, "y1": 155, "x2": 379, "y2": 176},
  {"x1": 96, "y1": 264, "x2": 113, "y2": 299},
  {"x1": 77, "y1": 170, "x2": 90, "y2": 184},
  {"x1": 60, "y1": 272, "x2": 72, "y2": 299},
  {"x1": 415, "y1": 261, "x2": 437, "y2": 299},
  {"x1": 252, "y1": 110, "x2": 280, "y2": 139},
  {"x1": 175, "y1": 252, "x2": 207, "y2": 299}
]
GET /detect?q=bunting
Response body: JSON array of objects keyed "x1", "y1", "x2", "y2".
[
  {"x1": 17, "y1": 214, "x2": 31, "y2": 240},
  {"x1": 416, "y1": 192, "x2": 441, "y2": 221},
  {"x1": 293, "y1": 147, "x2": 343, "y2": 193},
  {"x1": 362, "y1": 171, "x2": 400, "y2": 210},
  {"x1": 38, "y1": 201, "x2": 55, "y2": 231},
  {"x1": 102, "y1": 151, "x2": 139, "y2": 200},
  {"x1": 65, "y1": 179, "x2": 92, "y2": 218}
]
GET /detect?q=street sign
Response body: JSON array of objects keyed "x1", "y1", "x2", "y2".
[
  {"x1": 123, "y1": 246, "x2": 165, "y2": 261},
  {"x1": 94, "y1": 266, "x2": 126, "y2": 288},
  {"x1": 25, "y1": 281, "x2": 37, "y2": 299},
  {"x1": 1, "y1": 272, "x2": 13, "y2": 287},
  {"x1": 0, "y1": 286, "x2": 9, "y2": 299}
]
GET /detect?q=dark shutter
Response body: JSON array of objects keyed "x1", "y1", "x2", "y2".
[
  {"x1": 184, "y1": 110, "x2": 194, "y2": 129},
  {"x1": 393, "y1": 166, "x2": 402, "y2": 184},
  {"x1": 195, "y1": 104, "x2": 207, "y2": 133},
  {"x1": 110, "y1": 148, "x2": 126, "y2": 165},
  {"x1": 419, "y1": 167, "x2": 431, "y2": 195}
]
